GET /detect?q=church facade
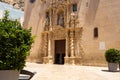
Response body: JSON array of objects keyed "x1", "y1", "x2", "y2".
[{"x1": 24, "y1": 0, "x2": 120, "y2": 66}]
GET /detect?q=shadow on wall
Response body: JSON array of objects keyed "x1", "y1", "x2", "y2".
[
  {"x1": 86, "y1": 0, "x2": 100, "y2": 24},
  {"x1": 24, "y1": 0, "x2": 35, "y2": 28}
]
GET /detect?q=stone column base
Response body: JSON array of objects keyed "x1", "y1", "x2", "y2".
[
  {"x1": 64, "y1": 57, "x2": 82, "y2": 65},
  {"x1": 64, "y1": 57, "x2": 69, "y2": 65},
  {"x1": 69, "y1": 57, "x2": 76, "y2": 65},
  {"x1": 43, "y1": 57, "x2": 53, "y2": 64}
]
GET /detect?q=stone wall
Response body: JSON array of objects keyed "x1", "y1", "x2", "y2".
[
  {"x1": 24, "y1": 0, "x2": 120, "y2": 66},
  {"x1": 80, "y1": 0, "x2": 120, "y2": 66}
]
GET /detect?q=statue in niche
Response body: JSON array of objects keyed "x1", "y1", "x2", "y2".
[
  {"x1": 45, "y1": 12, "x2": 50, "y2": 26},
  {"x1": 57, "y1": 13, "x2": 64, "y2": 27},
  {"x1": 45, "y1": 12, "x2": 50, "y2": 31},
  {"x1": 44, "y1": 18, "x2": 49, "y2": 31},
  {"x1": 45, "y1": 17, "x2": 50, "y2": 26}
]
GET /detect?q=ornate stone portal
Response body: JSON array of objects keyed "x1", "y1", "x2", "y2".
[{"x1": 41, "y1": 0, "x2": 83, "y2": 65}]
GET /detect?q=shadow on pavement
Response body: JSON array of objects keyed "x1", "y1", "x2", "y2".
[{"x1": 101, "y1": 70, "x2": 120, "y2": 73}]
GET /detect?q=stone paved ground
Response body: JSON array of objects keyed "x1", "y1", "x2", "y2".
[{"x1": 24, "y1": 62, "x2": 120, "y2": 80}]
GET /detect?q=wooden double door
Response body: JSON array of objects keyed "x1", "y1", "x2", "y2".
[{"x1": 54, "y1": 40, "x2": 66, "y2": 64}]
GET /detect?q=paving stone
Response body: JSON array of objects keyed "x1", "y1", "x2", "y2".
[{"x1": 24, "y1": 62, "x2": 120, "y2": 80}]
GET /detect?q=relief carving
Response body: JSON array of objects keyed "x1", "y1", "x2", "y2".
[{"x1": 52, "y1": 26, "x2": 66, "y2": 40}]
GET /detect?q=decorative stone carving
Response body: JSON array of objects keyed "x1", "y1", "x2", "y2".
[
  {"x1": 52, "y1": 26, "x2": 66, "y2": 40},
  {"x1": 42, "y1": 0, "x2": 83, "y2": 65}
]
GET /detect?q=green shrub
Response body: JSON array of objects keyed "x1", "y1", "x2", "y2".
[
  {"x1": 105, "y1": 48, "x2": 120, "y2": 63},
  {"x1": 118, "y1": 51, "x2": 120, "y2": 63},
  {"x1": 0, "y1": 10, "x2": 34, "y2": 70}
]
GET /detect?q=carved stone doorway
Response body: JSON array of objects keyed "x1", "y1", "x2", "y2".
[{"x1": 54, "y1": 40, "x2": 66, "y2": 64}]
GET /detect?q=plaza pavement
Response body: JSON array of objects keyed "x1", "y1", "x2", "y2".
[{"x1": 24, "y1": 62, "x2": 120, "y2": 80}]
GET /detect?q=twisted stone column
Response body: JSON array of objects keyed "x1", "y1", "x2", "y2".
[
  {"x1": 70, "y1": 30, "x2": 75, "y2": 57},
  {"x1": 70, "y1": 29, "x2": 75, "y2": 65},
  {"x1": 44, "y1": 33, "x2": 48, "y2": 57},
  {"x1": 43, "y1": 32, "x2": 48, "y2": 64}
]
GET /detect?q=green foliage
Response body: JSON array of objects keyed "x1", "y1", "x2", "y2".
[
  {"x1": 105, "y1": 48, "x2": 120, "y2": 63},
  {"x1": 118, "y1": 51, "x2": 120, "y2": 63},
  {"x1": 0, "y1": 10, "x2": 34, "y2": 71}
]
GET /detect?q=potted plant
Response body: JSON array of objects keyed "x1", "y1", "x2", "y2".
[
  {"x1": 118, "y1": 50, "x2": 120, "y2": 71},
  {"x1": 0, "y1": 10, "x2": 34, "y2": 80},
  {"x1": 105, "y1": 48, "x2": 119, "y2": 72}
]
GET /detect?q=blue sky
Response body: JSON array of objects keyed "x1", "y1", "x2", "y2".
[{"x1": 0, "y1": 2, "x2": 24, "y2": 20}]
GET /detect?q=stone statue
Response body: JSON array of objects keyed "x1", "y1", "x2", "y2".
[
  {"x1": 58, "y1": 13, "x2": 64, "y2": 27},
  {"x1": 45, "y1": 17, "x2": 49, "y2": 26}
]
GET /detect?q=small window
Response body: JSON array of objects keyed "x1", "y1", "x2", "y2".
[
  {"x1": 73, "y1": 4, "x2": 77, "y2": 12},
  {"x1": 94, "y1": 27, "x2": 98, "y2": 38},
  {"x1": 30, "y1": 0, "x2": 35, "y2": 3}
]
